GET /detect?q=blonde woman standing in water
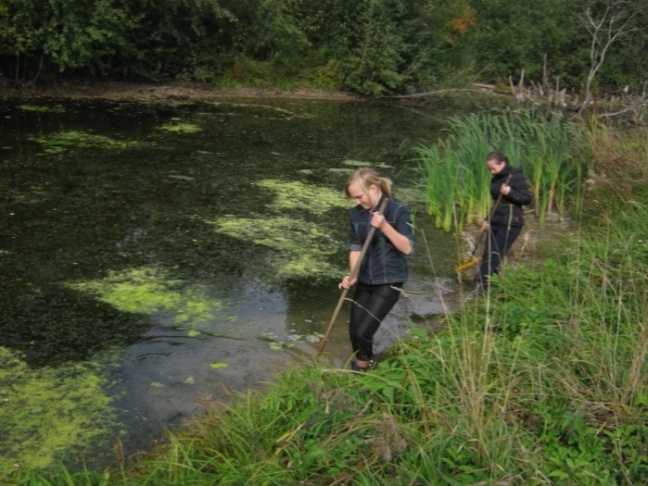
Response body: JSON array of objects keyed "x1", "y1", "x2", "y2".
[{"x1": 339, "y1": 168, "x2": 414, "y2": 371}]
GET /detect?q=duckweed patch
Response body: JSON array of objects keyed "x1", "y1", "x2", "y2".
[
  {"x1": 157, "y1": 122, "x2": 202, "y2": 133},
  {"x1": 259, "y1": 329, "x2": 323, "y2": 351},
  {"x1": 0, "y1": 347, "x2": 116, "y2": 480},
  {"x1": 66, "y1": 266, "x2": 223, "y2": 326},
  {"x1": 224, "y1": 103, "x2": 309, "y2": 119},
  {"x1": 209, "y1": 362, "x2": 229, "y2": 369},
  {"x1": 207, "y1": 216, "x2": 341, "y2": 279},
  {"x1": 19, "y1": 104, "x2": 65, "y2": 113},
  {"x1": 342, "y1": 160, "x2": 393, "y2": 169},
  {"x1": 257, "y1": 179, "x2": 348, "y2": 215},
  {"x1": 30, "y1": 130, "x2": 146, "y2": 153},
  {"x1": 207, "y1": 179, "x2": 347, "y2": 280}
]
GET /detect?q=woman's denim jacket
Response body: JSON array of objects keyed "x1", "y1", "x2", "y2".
[{"x1": 348, "y1": 195, "x2": 414, "y2": 286}]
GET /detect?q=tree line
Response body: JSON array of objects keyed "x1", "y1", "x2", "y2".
[{"x1": 0, "y1": 0, "x2": 646, "y2": 96}]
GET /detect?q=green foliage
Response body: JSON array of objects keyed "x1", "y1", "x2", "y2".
[
  {"x1": 465, "y1": 0, "x2": 591, "y2": 87},
  {"x1": 127, "y1": 0, "x2": 237, "y2": 79},
  {"x1": 0, "y1": 0, "x2": 645, "y2": 94},
  {"x1": 0, "y1": 0, "x2": 141, "y2": 78},
  {"x1": 0, "y1": 0, "x2": 236, "y2": 80}
]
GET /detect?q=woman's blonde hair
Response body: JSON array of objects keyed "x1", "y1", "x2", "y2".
[{"x1": 344, "y1": 167, "x2": 392, "y2": 199}]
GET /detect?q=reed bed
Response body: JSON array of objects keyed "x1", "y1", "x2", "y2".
[{"x1": 415, "y1": 109, "x2": 591, "y2": 231}]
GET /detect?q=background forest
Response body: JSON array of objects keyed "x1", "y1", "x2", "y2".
[{"x1": 1, "y1": 0, "x2": 646, "y2": 97}]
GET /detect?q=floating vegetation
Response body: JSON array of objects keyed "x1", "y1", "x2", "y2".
[
  {"x1": 269, "y1": 341, "x2": 291, "y2": 350},
  {"x1": 257, "y1": 179, "x2": 348, "y2": 215},
  {"x1": 66, "y1": 266, "x2": 223, "y2": 326},
  {"x1": 207, "y1": 179, "x2": 347, "y2": 281},
  {"x1": 207, "y1": 216, "x2": 341, "y2": 279},
  {"x1": 222, "y1": 102, "x2": 311, "y2": 119},
  {"x1": 209, "y1": 362, "x2": 229, "y2": 369},
  {"x1": 342, "y1": 160, "x2": 393, "y2": 169},
  {"x1": 0, "y1": 347, "x2": 116, "y2": 479},
  {"x1": 19, "y1": 104, "x2": 65, "y2": 113},
  {"x1": 150, "y1": 382, "x2": 165, "y2": 388},
  {"x1": 328, "y1": 167, "x2": 356, "y2": 174},
  {"x1": 259, "y1": 329, "x2": 323, "y2": 351},
  {"x1": 157, "y1": 122, "x2": 202, "y2": 133},
  {"x1": 30, "y1": 130, "x2": 146, "y2": 153}
]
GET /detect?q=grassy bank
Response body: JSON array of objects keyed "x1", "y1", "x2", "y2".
[{"x1": 11, "y1": 121, "x2": 648, "y2": 485}]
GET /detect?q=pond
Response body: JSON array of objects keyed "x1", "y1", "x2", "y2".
[{"x1": 0, "y1": 94, "x2": 485, "y2": 474}]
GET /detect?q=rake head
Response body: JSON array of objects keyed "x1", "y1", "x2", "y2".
[{"x1": 454, "y1": 255, "x2": 482, "y2": 272}]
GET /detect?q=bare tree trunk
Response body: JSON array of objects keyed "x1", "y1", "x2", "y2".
[
  {"x1": 31, "y1": 56, "x2": 44, "y2": 88},
  {"x1": 14, "y1": 53, "x2": 20, "y2": 86},
  {"x1": 582, "y1": 0, "x2": 637, "y2": 112},
  {"x1": 509, "y1": 69, "x2": 525, "y2": 103}
]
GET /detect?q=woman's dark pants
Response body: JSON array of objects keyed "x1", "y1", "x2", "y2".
[
  {"x1": 349, "y1": 282, "x2": 402, "y2": 362},
  {"x1": 474, "y1": 224, "x2": 522, "y2": 290}
]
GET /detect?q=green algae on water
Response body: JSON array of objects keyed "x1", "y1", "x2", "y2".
[
  {"x1": 209, "y1": 362, "x2": 229, "y2": 369},
  {"x1": 342, "y1": 160, "x2": 393, "y2": 169},
  {"x1": 30, "y1": 130, "x2": 146, "y2": 153},
  {"x1": 257, "y1": 179, "x2": 348, "y2": 215},
  {"x1": 66, "y1": 266, "x2": 223, "y2": 326},
  {"x1": 0, "y1": 347, "x2": 117, "y2": 479},
  {"x1": 207, "y1": 179, "x2": 349, "y2": 280},
  {"x1": 19, "y1": 104, "x2": 65, "y2": 113},
  {"x1": 157, "y1": 122, "x2": 202, "y2": 133},
  {"x1": 208, "y1": 216, "x2": 341, "y2": 279}
]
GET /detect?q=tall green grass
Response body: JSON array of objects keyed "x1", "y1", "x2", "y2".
[{"x1": 415, "y1": 109, "x2": 591, "y2": 231}]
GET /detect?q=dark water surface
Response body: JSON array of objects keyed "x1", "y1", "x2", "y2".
[{"x1": 0, "y1": 96, "x2": 468, "y2": 471}]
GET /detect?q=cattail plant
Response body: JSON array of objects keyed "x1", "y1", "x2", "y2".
[{"x1": 417, "y1": 109, "x2": 590, "y2": 230}]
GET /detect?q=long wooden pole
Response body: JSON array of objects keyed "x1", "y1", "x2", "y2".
[{"x1": 315, "y1": 197, "x2": 389, "y2": 361}]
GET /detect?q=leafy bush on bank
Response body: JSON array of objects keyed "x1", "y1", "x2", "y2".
[{"x1": 1, "y1": 0, "x2": 646, "y2": 96}]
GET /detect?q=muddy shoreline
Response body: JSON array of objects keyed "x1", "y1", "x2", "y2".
[{"x1": 0, "y1": 80, "x2": 359, "y2": 103}]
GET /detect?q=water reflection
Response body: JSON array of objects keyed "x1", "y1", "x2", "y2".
[{"x1": 0, "y1": 96, "x2": 462, "y2": 468}]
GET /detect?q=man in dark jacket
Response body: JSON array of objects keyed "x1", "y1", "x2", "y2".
[{"x1": 474, "y1": 151, "x2": 532, "y2": 292}]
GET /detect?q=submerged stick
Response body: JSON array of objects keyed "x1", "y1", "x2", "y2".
[{"x1": 315, "y1": 198, "x2": 389, "y2": 361}]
